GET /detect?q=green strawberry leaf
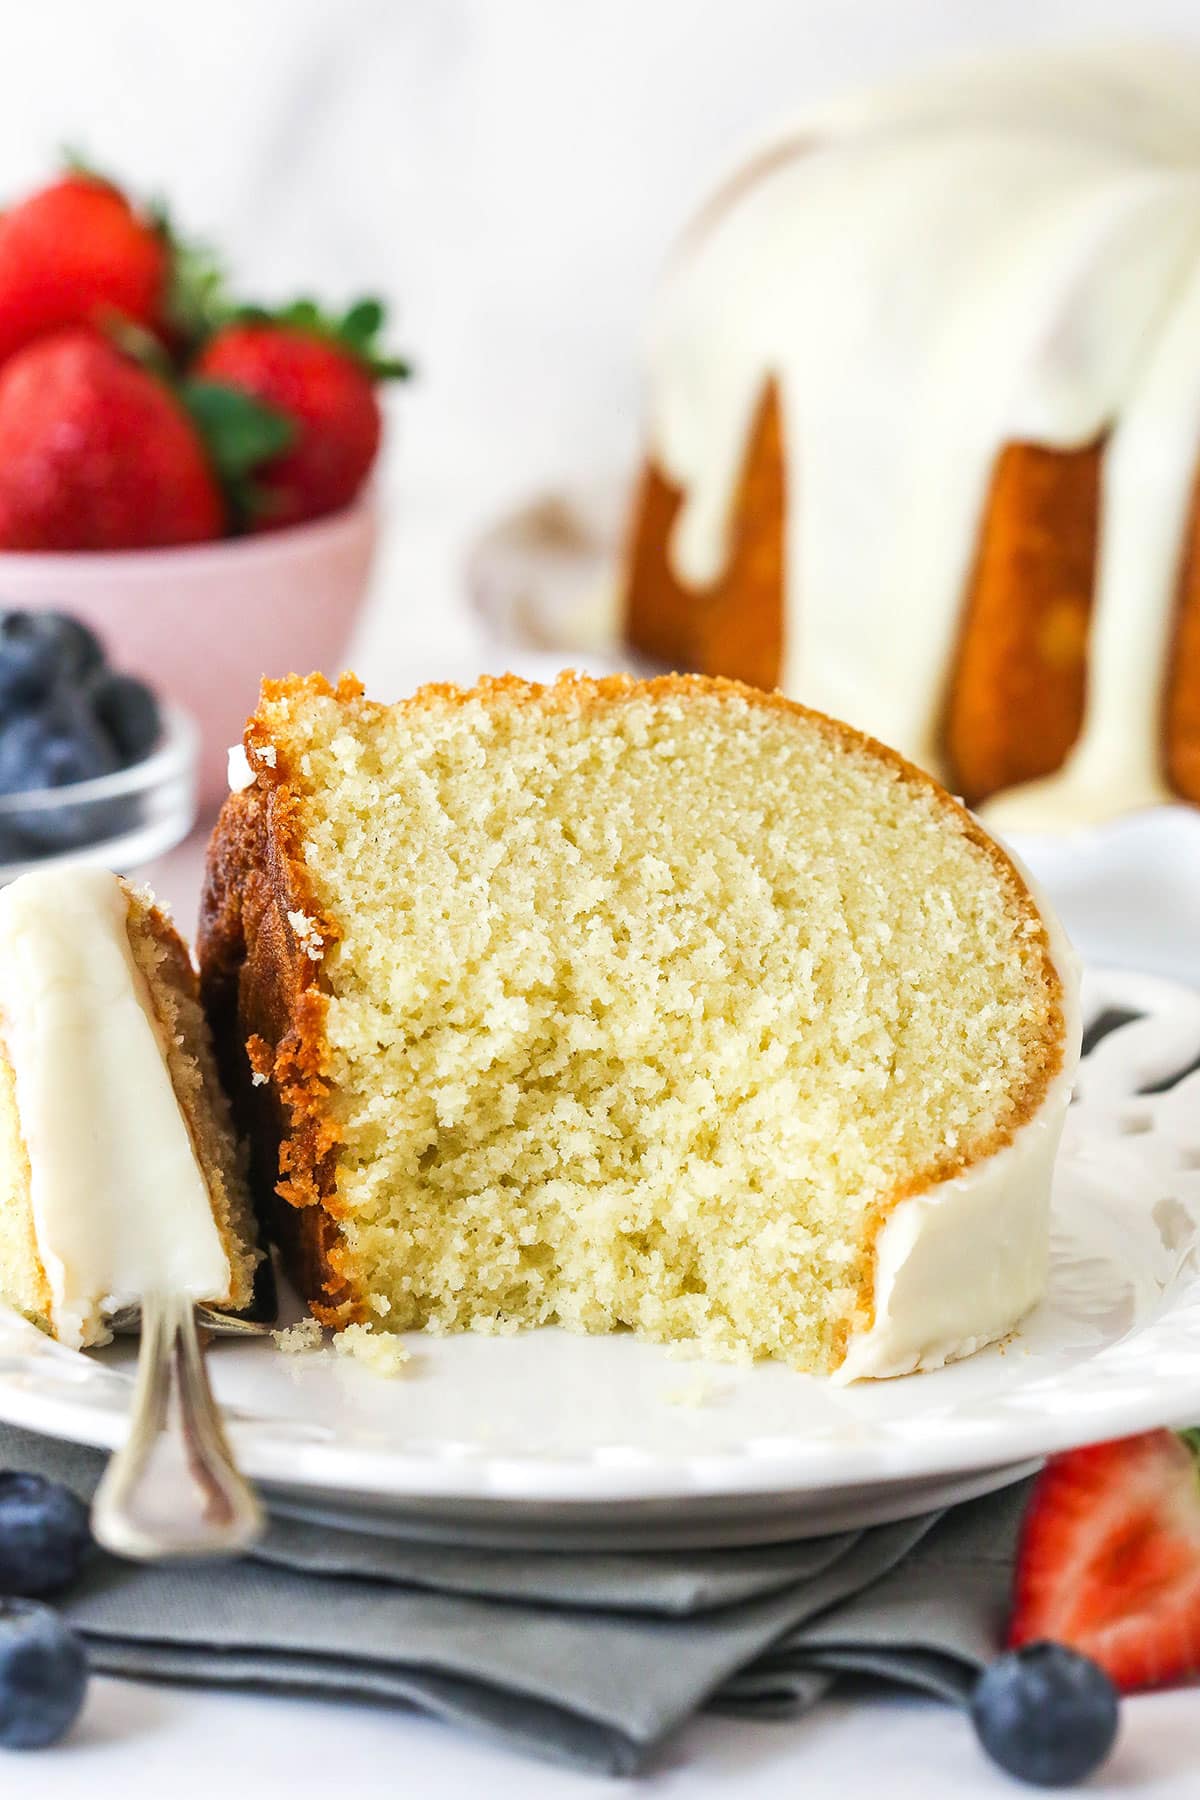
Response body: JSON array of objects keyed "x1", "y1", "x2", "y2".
[
  {"x1": 150, "y1": 197, "x2": 234, "y2": 352},
  {"x1": 58, "y1": 145, "x2": 123, "y2": 193},
  {"x1": 182, "y1": 378, "x2": 295, "y2": 528},
  {"x1": 183, "y1": 378, "x2": 294, "y2": 476},
  {"x1": 341, "y1": 297, "x2": 385, "y2": 348},
  {"x1": 166, "y1": 236, "x2": 231, "y2": 348},
  {"x1": 101, "y1": 315, "x2": 174, "y2": 375},
  {"x1": 230, "y1": 293, "x2": 412, "y2": 382}
]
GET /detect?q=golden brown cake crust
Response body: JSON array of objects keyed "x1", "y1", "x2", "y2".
[
  {"x1": 1165, "y1": 464, "x2": 1200, "y2": 804},
  {"x1": 625, "y1": 383, "x2": 785, "y2": 693},
  {"x1": 624, "y1": 419, "x2": 1200, "y2": 807},
  {"x1": 199, "y1": 668, "x2": 1067, "y2": 1349},
  {"x1": 125, "y1": 884, "x2": 258, "y2": 1311},
  {"x1": 0, "y1": 1043, "x2": 52, "y2": 1329},
  {"x1": 200, "y1": 731, "x2": 353, "y2": 1325},
  {"x1": 943, "y1": 443, "x2": 1100, "y2": 805}
]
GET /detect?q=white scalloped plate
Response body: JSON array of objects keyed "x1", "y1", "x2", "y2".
[{"x1": 0, "y1": 966, "x2": 1197, "y2": 1543}]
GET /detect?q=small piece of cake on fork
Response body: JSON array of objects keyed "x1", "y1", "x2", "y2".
[{"x1": 0, "y1": 868, "x2": 259, "y2": 1349}]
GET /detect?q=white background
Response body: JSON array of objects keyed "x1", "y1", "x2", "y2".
[
  {"x1": 3, "y1": 2, "x2": 1200, "y2": 1793},
  {"x1": 0, "y1": 0, "x2": 1196, "y2": 531}
]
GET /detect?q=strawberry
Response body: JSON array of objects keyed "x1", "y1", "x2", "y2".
[
  {"x1": 0, "y1": 330, "x2": 223, "y2": 550},
  {"x1": 0, "y1": 172, "x2": 168, "y2": 368},
  {"x1": 193, "y1": 299, "x2": 408, "y2": 530},
  {"x1": 1009, "y1": 1429, "x2": 1200, "y2": 1692}
]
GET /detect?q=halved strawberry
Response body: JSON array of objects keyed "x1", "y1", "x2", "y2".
[{"x1": 1009, "y1": 1429, "x2": 1200, "y2": 1692}]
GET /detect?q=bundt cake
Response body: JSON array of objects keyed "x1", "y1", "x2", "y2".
[
  {"x1": 200, "y1": 670, "x2": 1079, "y2": 1380},
  {"x1": 624, "y1": 45, "x2": 1200, "y2": 828},
  {"x1": 0, "y1": 868, "x2": 259, "y2": 1349}
]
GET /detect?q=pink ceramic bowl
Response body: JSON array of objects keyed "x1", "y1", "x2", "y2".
[{"x1": 0, "y1": 498, "x2": 377, "y2": 811}]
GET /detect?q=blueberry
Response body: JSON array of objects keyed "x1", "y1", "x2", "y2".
[
  {"x1": 0, "y1": 1474, "x2": 91, "y2": 1599},
  {"x1": 971, "y1": 1642, "x2": 1119, "y2": 1787},
  {"x1": 0, "y1": 699, "x2": 122, "y2": 853},
  {"x1": 0, "y1": 612, "x2": 104, "y2": 711},
  {"x1": 0, "y1": 708, "x2": 117, "y2": 796},
  {"x1": 0, "y1": 1600, "x2": 87, "y2": 1749},
  {"x1": 47, "y1": 614, "x2": 105, "y2": 683},
  {"x1": 0, "y1": 616, "x2": 62, "y2": 711},
  {"x1": 88, "y1": 671, "x2": 162, "y2": 765}
]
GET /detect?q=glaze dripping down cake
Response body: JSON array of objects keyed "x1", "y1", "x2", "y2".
[
  {"x1": 0, "y1": 869, "x2": 259, "y2": 1349},
  {"x1": 624, "y1": 46, "x2": 1200, "y2": 828},
  {"x1": 201, "y1": 671, "x2": 1079, "y2": 1380}
]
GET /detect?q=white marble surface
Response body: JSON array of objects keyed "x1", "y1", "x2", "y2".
[
  {"x1": 2, "y1": 1677, "x2": 1192, "y2": 1799},
  {"x1": 0, "y1": 0, "x2": 1197, "y2": 535}
]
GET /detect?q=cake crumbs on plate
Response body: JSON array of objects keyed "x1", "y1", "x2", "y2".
[
  {"x1": 333, "y1": 1323, "x2": 412, "y2": 1376},
  {"x1": 273, "y1": 1316, "x2": 324, "y2": 1354},
  {"x1": 664, "y1": 1371, "x2": 731, "y2": 1409}
]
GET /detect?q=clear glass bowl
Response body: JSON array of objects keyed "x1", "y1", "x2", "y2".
[{"x1": 0, "y1": 704, "x2": 199, "y2": 884}]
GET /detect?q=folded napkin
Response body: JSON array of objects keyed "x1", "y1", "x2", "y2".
[{"x1": 0, "y1": 1421, "x2": 1024, "y2": 1776}]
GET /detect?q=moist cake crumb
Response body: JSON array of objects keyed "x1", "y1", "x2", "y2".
[
  {"x1": 273, "y1": 1316, "x2": 324, "y2": 1355},
  {"x1": 332, "y1": 1322, "x2": 412, "y2": 1376}
]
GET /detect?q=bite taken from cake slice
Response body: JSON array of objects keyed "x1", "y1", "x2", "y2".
[
  {"x1": 202, "y1": 670, "x2": 1080, "y2": 1381},
  {"x1": 0, "y1": 868, "x2": 259, "y2": 1349}
]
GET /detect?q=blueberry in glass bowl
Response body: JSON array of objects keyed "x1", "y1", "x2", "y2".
[{"x1": 0, "y1": 610, "x2": 197, "y2": 875}]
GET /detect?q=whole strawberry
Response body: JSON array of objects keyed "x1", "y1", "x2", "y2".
[
  {"x1": 193, "y1": 299, "x2": 408, "y2": 530},
  {"x1": 0, "y1": 172, "x2": 168, "y2": 368},
  {"x1": 0, "y1": 330, "x2": 224, "y2": 550}
]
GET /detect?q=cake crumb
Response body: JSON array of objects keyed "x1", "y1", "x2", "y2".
[
  {"x1": 286, "y1": 910, "x2": 325, "y2": 961},
  {"x1": 333, "y1": 1323, "x2": 412, "y2": 1376},
  {"x1": 664, "y1": 1372, "x2": 729, "y2": 1408},
  {"x1": 273, "y1": 1315, "x2": 324, "y2": 1355}
]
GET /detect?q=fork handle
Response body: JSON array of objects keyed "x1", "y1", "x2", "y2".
[{"x1": 90, "y1": 1290, "x2": 263, "y2": 1561}]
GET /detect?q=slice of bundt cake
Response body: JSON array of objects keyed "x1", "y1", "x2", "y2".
[
  {"x1": 0, "y1": 868, "x2": 259, "y2": 1349},
  {"x1": 201, "y1": 671, "x2": 1079, "y2": 1380}
]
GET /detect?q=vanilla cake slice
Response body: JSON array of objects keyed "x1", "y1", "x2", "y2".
[
  {"x1": 0, "y1": 869, "x2": 259, "y2": 1348},
  {"x1": 201, "y1": 671, "x2": 1080, "y2": 1379}
]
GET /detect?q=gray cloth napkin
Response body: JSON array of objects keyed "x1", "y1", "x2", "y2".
[{"x1": 0, "y1": 1421, "x2": 1025, "y2": 1776}]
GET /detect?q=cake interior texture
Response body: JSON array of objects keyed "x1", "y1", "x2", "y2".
[{"x1": 222, "y1": 674, "x2": 1065, "y2": 1373}]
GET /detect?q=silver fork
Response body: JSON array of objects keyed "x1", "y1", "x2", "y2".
[{"x1": 90, "y1": 1291, "x2": 268, "y2": 1561}]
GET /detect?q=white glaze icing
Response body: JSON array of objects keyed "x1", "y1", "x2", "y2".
[
  {"x1": 0, "y1": 869, "x2": 232, "y2": 1349},
  {"x1": 836, "y1": 854, "x2": 1081, "y2": 1382},
  {"x1": 227, "y1": 743, "x2": 256, "y2": 792},
  {"x1": 645, "y1": 45, "x2": 1200, "y2": 829}
]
